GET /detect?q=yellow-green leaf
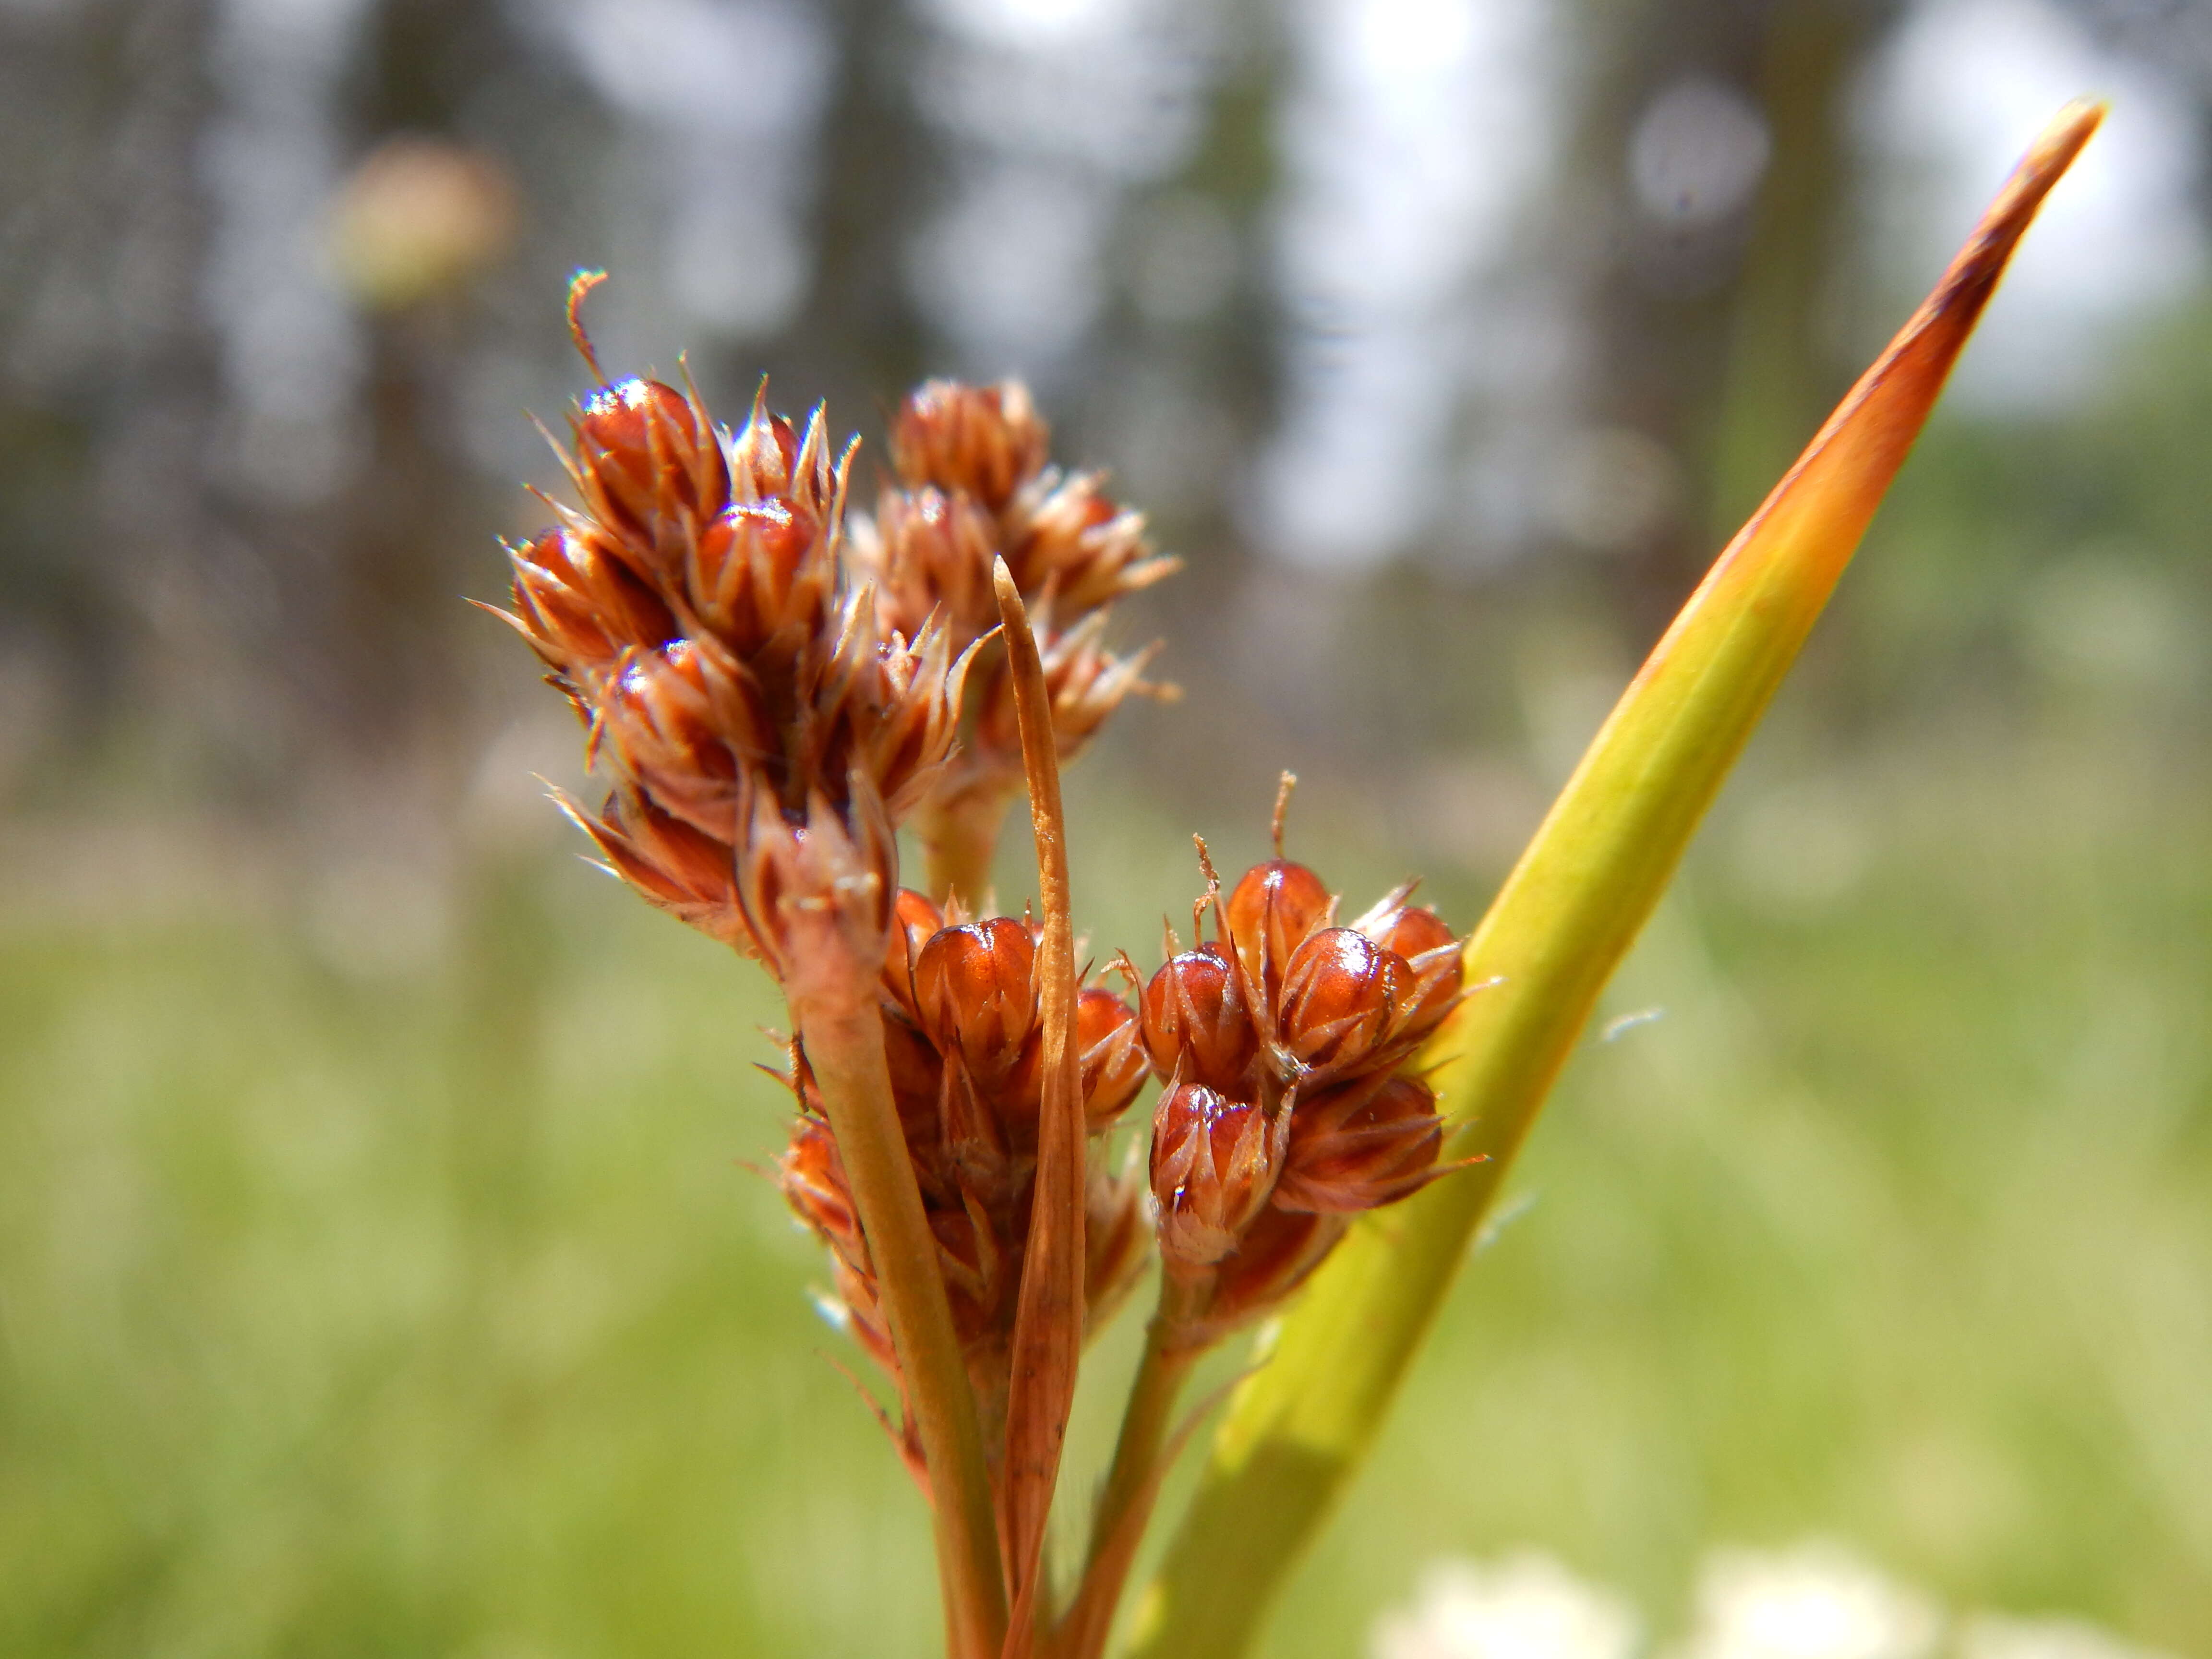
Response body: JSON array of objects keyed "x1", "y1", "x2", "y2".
[{"x1": 1123, "y1": 100, "x2": 2103, "y2": 1659}]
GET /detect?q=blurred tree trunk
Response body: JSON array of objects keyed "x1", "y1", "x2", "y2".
[
  {"x1": 1709, "y1": 0, "x2": 1898, "y2": 538},
  {"x1": 1566, "y1": 0, "x2": 1899, "y2": 637},
  {"x1": 1084, "y1": 0, "x2": 1291, "y2": 817},
  {"x1": 6, "y1": 0, "x2": 228, "y2": 776},
  {"x1": 768, "y1": 0, "x2": 938, "y2": 432},
  {"x1": 1106, "y1": 0, "x2": 1283, "y2": 601},
  {"x1": 316, "y1": 0, "x2": 522, "y2": 756}
]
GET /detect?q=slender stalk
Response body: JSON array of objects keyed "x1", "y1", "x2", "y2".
[
  {"x1": 995, "y1": 560, "x2": 1089, "y2": 1652},
  {"x1": 1091, "y1": 1300, "x2": 1198, "y2": 1566},
  {"x1": 1054, "y1": 1272, "x2": 1207, "y2": 1659},
  {"x1": 783, "y1": 918, "x2": 1008, "y2": 1659},
  {"x1": 920, "y1": 775, "x2": 1016, "y2": 912}
]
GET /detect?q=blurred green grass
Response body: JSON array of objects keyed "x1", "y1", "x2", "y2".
[{"x1": 6, "y1": 721, "x2": 2208, "y2": 1656}]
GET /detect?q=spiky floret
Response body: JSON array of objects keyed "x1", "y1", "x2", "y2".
[
  {"x1": 849, "y1": 379, "x2": 1180, "y2": 900},
  {"x1": 1134, "y1": 788, "x2": 1470, "y2": 1348},
  {"x1": 493, "y1": 311, "x2": 974, "y2": 970}
]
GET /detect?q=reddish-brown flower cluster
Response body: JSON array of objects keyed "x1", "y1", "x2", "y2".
[
  {"x1": 496, "y1": 292, "x2": 970, "y2": 974},
  {"x1": 781, "y1": 889, "x2": 1151, "y2": 1463},
  {"x1": 853, "y1": 381, "x2": 1179, "y2": 890},
  {"x1": 1138, "y1": 848, "x2": 1465, "y2": 1346}
]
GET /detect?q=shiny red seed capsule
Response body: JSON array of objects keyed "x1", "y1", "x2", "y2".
[
  {"x1": 691, "y1": 498, "x2": 820, "y2": 657},
  {"x1": 1277, "y1": 926, "x2": 1405, "y2": 1079},
  {"x1": 881, "y1": 888, "x2": 945, "y2": 1017},
  {"x1": 1370, "y1": 904, "x2": 1461, "y2": 1043},
  {"x1": 1141, "y1": 943, "x2": 1260, "y2": 1094},
  {"x1": 1207, "y1": 1204, "x2": 1344, "y2": 1328},
  {"x1": 1222, "y1": 858, "x2": 1334, "y2": 1005},
  {"x1": 1274, "y1": 1073, "x2": 1444, "y2": 1214},
  {"x1": 913, "y1": 918, "x2": 1039, "y2": 1081},
  {"x1": 1077, "y1": 987, "x2": 1149, "y2": 1132},
  {"x1": 510, "y1": 527, "x2": 678, "y2": 668},
  {"x1": 1150, "y1": 1082, "x2": 1279, "y2": 1269},
  {"x1": 575, "y1": 376, "x2": 731, "y2": 539}
]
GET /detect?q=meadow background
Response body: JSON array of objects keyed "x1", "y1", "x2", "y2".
[{"x1": 2, "y1": 0, "x2": 2210, "y2": 1654}]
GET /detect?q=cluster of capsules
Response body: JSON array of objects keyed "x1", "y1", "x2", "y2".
[
  {"x1": 854, "y1": 380, "x2": 1178, "y2": 841},
  {"x1": 1135, "y1": 837, "x2": 1467, "y2": 1349},
  {"x1": 498, "y1": 285, "x2": 1169, "y2": 974},
  {"x1": 501, "y1": 293, "x2": 1194, "y2": 1486},
  {"x1": 496, "y1": 293, "x2": 1470, "y2": 1470},
  {"x1": 780, "y1": 889, "x2": 1153, "y2": 1468},
  {"x1": 497, "y1": 290, "x2": 964, "y2": 969}
]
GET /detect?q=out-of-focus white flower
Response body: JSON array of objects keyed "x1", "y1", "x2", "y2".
[
  {"x1": 1682, "y1": 1542, "x2": 1942, "y2": 1659},
  {"x1": 1957, "y1": 1613, "x2": 2182, "y2": 1659},
  {"x1": 1370, "y1": 1551, "x2": 1642, "y2": 1659}
]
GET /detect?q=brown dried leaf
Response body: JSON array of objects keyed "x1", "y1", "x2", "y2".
[{"x1": 992, "y1": 559, "x2": 1087, "y2": 1656}]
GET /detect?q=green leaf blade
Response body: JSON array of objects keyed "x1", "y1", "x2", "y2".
[{"x1": 1124, "y1": 99, "x2": 2104, "y2": 1659}]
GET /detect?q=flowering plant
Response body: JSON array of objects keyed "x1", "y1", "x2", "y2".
[{"x1": 491, "y1": 103, "x2": 2099, "y2": 1659}]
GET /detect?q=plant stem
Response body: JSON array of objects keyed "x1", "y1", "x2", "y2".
[
  {"x1": 994, "y1": 561, "x2": 1090, "y2": 1649},
  {"x1": 784, "y1": 921, "x2": 1008, "y2": 1659},
  {"x1": 1095, "y1": 1305, "x2": 1198, "y2": 1565},
  {"x1": 1056, "y1": 1271, "x2": 1207, "y2": 1659},
  {"x1": 919, "y1": 773, "x2": 1015, "y2": 913}
]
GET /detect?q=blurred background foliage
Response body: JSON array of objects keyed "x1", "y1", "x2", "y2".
[{"x1": 1, "y1": 0, "x2": 2210, "y2": 1654}]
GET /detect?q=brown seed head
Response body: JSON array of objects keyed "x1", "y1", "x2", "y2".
[
  {"x1": 864, "y1": 485, "x2": 1004, "y2": 646},
  {"x1": 733, "y1": 776, "x2": 899, "y2": 981},
  {"x1": 1082, "y1": 1160, "x2": 1149, "y2": 1335},
  {"x1": 502, "y1": 306, "x2": 987, "y2": 976},
  {"x1": 882, "y1": 887, "x2": 946, "y2": 1018},
  {"x1": 1141, "y1": 943, "x2": 1260, "y2": 1095},
  {"x1": 1380, "y1": 911, "x2": 1468, "y2": 1039},
  {"x1": 1205, "y1": 1205, "x2": 1346, "y2": 1333},
  {"x1": 880, "y1": 1010, "x2": 947, "y2": 1163},
  {"x1": 971, "y1": 610, "x2": 1165, "y2": 769},
  {"x1": 926, "y1": 1188, "x2": 1007, "y2": 1349},
  {"x1": 572, "y1": 376, "x2": 731, "y2": 553},
  {"x1": 727, "y1": 398, "x2": 800, "y2": 503},
  {"x1": 1150, "y1": 1082, "x2": 1283, "y2": 1270},
  {"x1": 565, "y1": 786, "x2": 747, "y2": 948},
  {"x1": 1004, "y1": 470, "x2": 1177, "y2": 617},
  {"x1": 686, "y1": 497, "x2": 830, "y2": 659},
  {"x1": 856, "y1": 607, "x2": 975, "y2": 820},
  {"x1": 505, "y1": 527, "x2": 676, "y2": 679},
  {"x1": 1360, "y1": 901, "x2": 1463, "y2": 1044},
  {"x1": 778, "y1": 1114, "x2": 897, "y2": 1377},
  {"x1": 890, "y1": 379, "x2": 1049, "y2": 512},
  {"x1": 1274, "y1": 1073, "x2": 1445, "y2": 1214},
  {"x1": 589, "y1": 638, "x2": 756, "y2": 842}
]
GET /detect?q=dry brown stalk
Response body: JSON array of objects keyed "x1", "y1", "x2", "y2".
[
  {"x1": 780, "y1": 897, "x2": 1010, "y2": 1659},
  {"x1": 992, "y1": 559, "x2": 1087, "y2": 1658}
]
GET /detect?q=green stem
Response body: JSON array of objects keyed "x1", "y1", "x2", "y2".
[
  {"x1": 919, "y1": 773, "x2": 1016, "y2": 913},
  {"x1": 785, "y1": 927, "x2": 1008, "y2": 1659},
  {"x1": 1058, "y1": 1272, "x2": 1207, "y2": 1659}
]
